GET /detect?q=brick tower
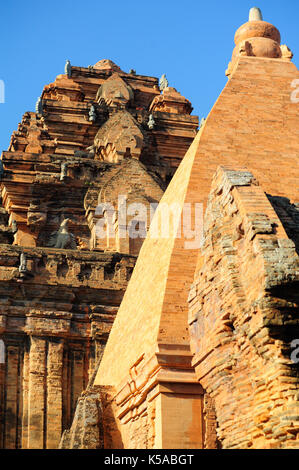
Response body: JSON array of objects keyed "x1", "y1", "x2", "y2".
[
  {"x1": 90, "y1": 8, "x2": 299, "y2": 449},
  {"x1": 0, "y1": 59, "x2": 198, "y2": 448}
]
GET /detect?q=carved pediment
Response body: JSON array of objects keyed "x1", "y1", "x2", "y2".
[
  {"x1": 96, "y1": 73, "x2": 133, "y2": 108},
  {"x1": 149, "y1": 87, "x2": 192, "y2": 114},
  {"x1": 94, "y1": 110, "x2": 144, "y2": 162},
  {"x1": 84, "y1": 158, "x2": 164, "y2": 253},
  {"x1": 98, "y1": 159, "x2": 163, "y2": 207},
  {"x1": 93, "y1": 59, "x2": 122, "y2": 72},
  {"x1": 43, "y1": 75, "x2": 85, "y2": 102}
]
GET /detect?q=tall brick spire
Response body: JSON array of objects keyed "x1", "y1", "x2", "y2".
[{"x1": 94, "y1": 7, "x2": 299, "y2": 450}]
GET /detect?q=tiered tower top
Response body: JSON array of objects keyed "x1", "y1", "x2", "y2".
[{"x1": 226, "y1": 7, "x2": 293, "y2": 76}]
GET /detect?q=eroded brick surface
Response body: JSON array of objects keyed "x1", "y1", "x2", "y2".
[{"x1": 189, "y1": 167, "x2": 299, "y2": 448}]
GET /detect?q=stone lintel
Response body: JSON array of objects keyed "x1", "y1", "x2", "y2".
[{"x1": 24, "y1": 311, "x2": 72, "y2": 337}]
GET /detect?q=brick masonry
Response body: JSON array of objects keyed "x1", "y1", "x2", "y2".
[{"x1": 95, "y1": 46, "x2": 299, "y2": 448}]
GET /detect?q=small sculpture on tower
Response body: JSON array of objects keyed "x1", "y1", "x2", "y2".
[
  {"x1": 19, "y1": 252, "x2": 28, "y2": 277},
  {"x1": 12, "y1": 220, "x2": 17, "y2": 234},
  {"x1": 159, "y1": 74, "x2": 169, "y2": 91},
  {"x1": 65, "y1": 60, "x2": 72, "y2": 78},
  {"x1": 89, "y1": 104, "x2": 97, "y2": 122},
  {"x1": 60, "y1": 162, "x2": 68, "y2": 181},
  {"x1": 147, "y1": 114, "x2": 155, "y2": 130},
  {"x1": 47, "y1": 218, "x2": 77, "y2": 249},
  {"x1": 35, "y1": 96, "x2": 43, "y2": 115}
]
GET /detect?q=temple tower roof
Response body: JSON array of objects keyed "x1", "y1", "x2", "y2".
[
  {"x1": 226, "y1": 7, "x2": 293, "y2": 77},
  {"x1": 93, "y1": 59, "x2": 122, "y2": 72}
]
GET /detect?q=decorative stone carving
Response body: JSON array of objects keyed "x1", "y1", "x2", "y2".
[
  {"x1": 43, "y1": 75, "x2": 84, "y2": 102},
  {"x1": 85, "y1": 158, "x2": 164, "y2": 253},
  {"x1": 280, "y1": 44, "x2": 293, "y2": 60},
  {"x1": 7, "y1": 111, "x2": 56, "y2": 155},
  {"x1": 159, "y1": 74, "x2": 168, "y2": 91},
  {"x1": 94, "y1": 110, "x2": 144, "y2": 162},
  {"x1": 25, "y1": 116, "x2": 43, "y2": 153},
  {"x1": 93, "y1": 59, "x2": 122, "y2": 72},
  {"x1": 47, "y1": 218, "x2": 77, "y2": 249},
  {"x1": 19, "y1": 252, "x2": 28, "y2": 277},
  {"x1": 60, "y1": 162, "x2": 68, "y2": 181},
  {"x1": 147, "y1": 114, "x2": 155, "y2": 130},
  {"x1": 129, "y1": 69, "x2": 136, "y2": 75},
  {"x1": 11, "y1": 220, "x2": 18, "y2": 234},
  {"x1": 96, "y1": 73, "x2": 133, "y2": 108},
  {"x1": 65, "y1": 60, "x2": 72, "y2": 78},
  {"x1": 35, "y1": 96, "x2": 43, "y2": 115},
  {"x1": 149, "y1": 87, "x2": 193, "y2": 114},
  {"x1": 88, "y1": 104, "x2": 97, "y2": 122}
]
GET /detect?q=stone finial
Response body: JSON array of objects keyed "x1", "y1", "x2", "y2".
[
  {"x1": 159, "y1": 74, "x2": 169, "y2": 91},
  {"x1": 226, "y1": 7, "x2": 284, "y2": 78},
  {"x1": 19, "y1": 252, "x2": 27, "y2": 275},
  {"x1": 35, "y1": 96, "x2": 43, "y2": 115},
  {"x1": 60, "y1": 162, "x2": 68, "y2": 181},
  {"x1": 129, "y1": 69, "x2": 136, "y2": 75},
  {"x1": 147, "y1": 114, "x2": 155, "y2": 130},
  {"x1": 65, "y1": 60, "x2": 72, "y2": 78},
  {"x1": 88, "y1": 104, "x2": 97, "y2": 122},
  {"x1": 12, "y1": 220, "x2": 18, "y2": 234},
  {"x1": 249, "y1": 7, "x2": 263, "y2": 21}
]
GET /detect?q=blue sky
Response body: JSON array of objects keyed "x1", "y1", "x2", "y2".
[{"x1": 0, "y1": 0, "x2": 298, "y2": 152}]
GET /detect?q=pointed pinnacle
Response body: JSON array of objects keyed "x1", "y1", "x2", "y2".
[{"x1": 249, "y1": 7, "x2": 263, "y2": 21}]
